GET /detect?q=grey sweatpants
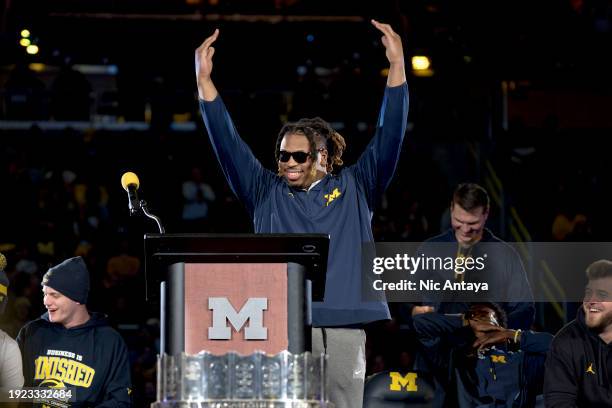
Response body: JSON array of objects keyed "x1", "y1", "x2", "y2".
[{"x1": 312, "y1": 327, "x2": 366, "y2": 408}]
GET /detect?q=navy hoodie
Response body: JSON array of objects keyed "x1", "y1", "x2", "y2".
[
  {"x1": 544, "y1": 308, "x2": 612, "y2": 407},
  {"x1": 16, "y1": 312, "x2": 132, "y2": 407},
  {"x1": 199, "y1": 83, "x2": 409, "y2": 327}
]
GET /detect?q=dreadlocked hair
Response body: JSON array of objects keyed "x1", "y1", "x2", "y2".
[{"x1": 275, "y1": 117, "x2": 346, "y2": 173}]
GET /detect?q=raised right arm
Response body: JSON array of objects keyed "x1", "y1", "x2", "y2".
[{"x1": 195, "y1": 30, "x2": 270, "y2": 213}]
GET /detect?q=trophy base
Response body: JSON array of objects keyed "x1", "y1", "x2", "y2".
[
  {"x1": 152, "y1": 400, "x2": 333, "y2": 408},
  {"x1": 155, "y1": 352, "x2": 330, "y2": 407}
]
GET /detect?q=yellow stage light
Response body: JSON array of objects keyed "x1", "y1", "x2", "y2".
[
  {"x1": 26, "y1": 45, "x2": 39, "y2": 55},
  {"x1": 411, "y1": 56, "x2": 431, "y2": 71},
  {"x1": 21, "y1": 29, "x2": 31, "y2": 38},
  {"x1": 20, "y1": 38, "x2": 31, "y2": 47}
]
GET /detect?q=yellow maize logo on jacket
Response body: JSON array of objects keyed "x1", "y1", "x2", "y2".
[
  {"x1": 34, "y1": 356, "x2": 95, "y2": 388},
  {"x1": 324, "y1": 188, "x2": 341, "y2": 206},
  {"x1": 490, "y1": 355, "x2": 507, "y2": 364}
]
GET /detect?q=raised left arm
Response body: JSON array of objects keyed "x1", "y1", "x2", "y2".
[
  {"x1": 371, "y1": 19, "x2": 406, "y2": 87},
  {"x1": 352, "y1": 21, "x2": 408, "y2": 207}
]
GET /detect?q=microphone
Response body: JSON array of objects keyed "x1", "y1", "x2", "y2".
[{"x1": 121, "y1": 172, "x2": 141, "y2": 215}]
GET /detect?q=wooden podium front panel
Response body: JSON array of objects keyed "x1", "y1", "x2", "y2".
[{"x1": 184, "y1": 263, "x2": 288, "y2": 355}]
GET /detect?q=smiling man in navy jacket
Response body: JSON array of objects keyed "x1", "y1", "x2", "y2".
[{"x1": 195, "y1": 20, "x2": 408, "y2": 408}]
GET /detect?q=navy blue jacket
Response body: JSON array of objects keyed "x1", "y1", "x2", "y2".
[
  {"x1": 544, "y1": 308, "x2": 612, "y2": 407},
  {"x1": 17, "y1": 312, "x2": 132, "y2": 407},
  {"x1": 418, "y1": 228, "x2": 535, "y2": 330},
  {"x1": 199, "y1": 83, "x2": 409, "y2": 326},
  {"x1": 414, "y1": 312, "x2": 551, "y2": 408}
]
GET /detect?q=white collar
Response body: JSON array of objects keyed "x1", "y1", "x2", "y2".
[{"x1": 305, "y1": 178, "x2": 323, "y2": 191}]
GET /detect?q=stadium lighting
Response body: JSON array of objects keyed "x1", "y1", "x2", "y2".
[
  {"x1": 21, "y1": 29, "x2": 31, "y2": 38},
  {"x1": 29, "y1": 63, "x2": 46, "y2": 72},
  {"x1": 411, "y1": 55, "x2": 433, "y2": 77},
  {"x1": 26, "y1": 45, "x2": 39, "y2": 55},
  {"x1": 20, "y1": 38, "x2": 31, "y2": 47},
  {"x1": 411, "y1": 56, "x2": 431, "y2": 71}
]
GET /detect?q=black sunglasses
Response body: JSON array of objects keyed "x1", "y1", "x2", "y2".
[{"x1": 278, "y1": 150, "x2": 312, "y2": 164}]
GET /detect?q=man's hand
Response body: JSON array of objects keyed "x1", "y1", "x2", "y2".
[
  {"x1": 195, "y1": 28, "x2": 219, "y2": 101},
  {"x1": 472, "y1": 329, "x2": 515, "y2": 351},
  {"x1": 468, "y1": 318, "x2": 500, "y2": 333},
  {"x1": 411, "y1": 305, "x2": 435, "y2": 316},
  {"x1": 371, "y1": 19, "x2": 406, "y2": 86},
  {"x1": 371, "y1": 19, "x2": 404, "y2": 65}
]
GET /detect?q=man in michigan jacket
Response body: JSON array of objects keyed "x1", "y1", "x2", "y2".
[{"x1": 195, "y1": 20, "x2": 408, "y2": 408}]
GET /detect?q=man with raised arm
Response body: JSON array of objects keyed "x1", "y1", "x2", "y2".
[{"x1": 195, "y1": 20, "x2": 408, "y2": 408}]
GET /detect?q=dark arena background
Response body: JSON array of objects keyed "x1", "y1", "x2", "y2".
[{"x1": 1, "y1": 0, "x2": 612, "y2": 406}]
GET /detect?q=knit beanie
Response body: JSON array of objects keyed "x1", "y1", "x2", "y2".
[
  {"x1": 42, "y1": 256, "x2": 90, "y2": 304},
  {"x1": 0, "y1": 253, "x2": 8, "y2": 313}
]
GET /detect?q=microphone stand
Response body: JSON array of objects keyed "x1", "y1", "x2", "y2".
[
  {"x1": 140, "y1": 200, "x2": 165, "y2": 234},
  {"x1": 137, "y1": 199, "x2": 167, "y2": 354}
]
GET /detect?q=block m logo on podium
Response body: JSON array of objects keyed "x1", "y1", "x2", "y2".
[
  {"x1": 208, "y1": 297, "x2": 268, "y2": 340},
  {"x1": 184, "y1": 263, "x2": 288, "y2": 355}
]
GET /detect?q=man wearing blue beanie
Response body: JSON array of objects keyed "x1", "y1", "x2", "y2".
[
  {"x1": 17, "y1": 256, "x2": 133, "y2": 407},
  {"x1": 39, "y1": 256, "x2": 90, "y2": 326}
]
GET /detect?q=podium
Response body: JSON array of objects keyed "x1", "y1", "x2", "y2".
[{"x1": 144, "y1": 233, "x2": 329, "y2": 356}]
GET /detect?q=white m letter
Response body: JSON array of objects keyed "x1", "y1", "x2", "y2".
[{"x1": 208, "y1": 297, "x2": 268, "y2": 340}]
